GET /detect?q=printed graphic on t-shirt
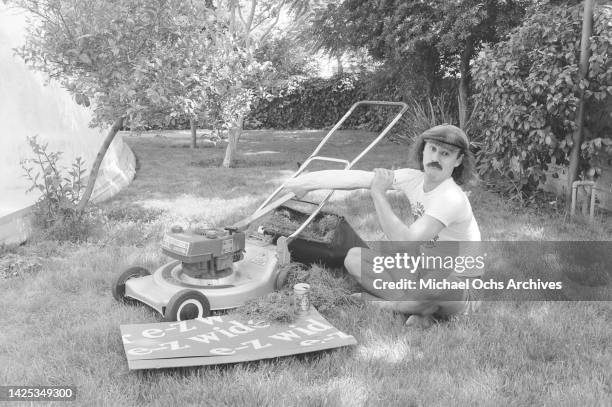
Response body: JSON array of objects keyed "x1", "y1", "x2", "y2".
[
  {"x1": 411, "y1": 200, "x2": 439, "y2": 242},
  {"x1": 412, "y1": 201, "x2": 425, "y2": 219}
]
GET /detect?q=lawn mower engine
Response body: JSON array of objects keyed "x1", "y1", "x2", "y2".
[{"x1": 161, "y1": 226, "x2": 245, "y2": 281}]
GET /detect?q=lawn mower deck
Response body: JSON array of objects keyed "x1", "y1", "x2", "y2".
[
  {"x1": 113, "y1": 226, "x2": 291, "y2": 321},
  {"x1": 124, "y1": 238, "x2": 277, "y2": 313}
]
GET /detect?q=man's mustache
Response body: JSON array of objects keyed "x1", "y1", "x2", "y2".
[{"x1": 426, "y1": 162, "x2": 442, "y2": 169}]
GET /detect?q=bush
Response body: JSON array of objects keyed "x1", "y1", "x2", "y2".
[
  {"x1": 20, "y1": 136, "x2": 95, "y2": 242},
  {"x1": 353, "y1": 62, "x2": 460, "y2": 137},
  {"x1": 471, "y1": 2, "x2": 612, "y2": 198},
  {"x1": 245, "y1": 69, "x2": 461, "y2": 143},
  {"x1": 385, "y1": 95, "x2": 460, "y2": 144},
  {"x1": 245, "y1": 74, "x2": 368, "y2": 130}
]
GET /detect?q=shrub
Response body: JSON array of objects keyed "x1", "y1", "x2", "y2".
[
  {"x1": 386, "y1": 95, "x2": 461, "y2": 144},
  {"x1": 353, "y1": 64, "x2": 460, "y2": 138},
  {"x1": 471, "y1": 2, "x2": 612, "y2": 199},
  {"x1": 246, "y1": 74, "x2": 368, "y2": 130},
  {"x1": 245, "y1": 70, "x2": 461, "y2": 143},
  {"x1": 20, "y1": 136, "x2": 94, "y2": 242}
]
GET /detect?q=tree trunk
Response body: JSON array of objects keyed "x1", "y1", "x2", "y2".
[
  {"x1": 222, "y1": 117, "x2": 243, "y2": 168},
  {"x1": 336, "y1": 53, "x2": 343, "y2": 75},
  {"x1": 567, "y1": 0, "x2": 595, "y2": 204},
  {"x1": 458, "y1": 38, "x2": 474, "y2": 130},
  {"x1": 76, "y1": 116, "x2": 124, "y2": 213},
  {"x1": 190, "y1": 118, "x2": 197, "y2": 149}
]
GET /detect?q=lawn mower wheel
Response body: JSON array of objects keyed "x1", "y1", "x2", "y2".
[
  {"x1": 112, "y1": 266, "x2": 151, "y2": 303},
  {"x1": 163, "y1": 289, "x2": 211, "y2": 321}
]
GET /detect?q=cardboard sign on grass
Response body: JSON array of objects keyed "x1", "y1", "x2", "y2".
[{"x1": 120, "y1": 309, "x2": 357, "y2": 369}]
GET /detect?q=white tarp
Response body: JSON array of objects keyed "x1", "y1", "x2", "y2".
[{"x1": 0, "y1": 4, "x2": 107, "y2": 216}]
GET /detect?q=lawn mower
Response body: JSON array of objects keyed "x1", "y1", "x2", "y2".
[{"x1": 112, "y1": 101, "x2": 408, "y2": 321}]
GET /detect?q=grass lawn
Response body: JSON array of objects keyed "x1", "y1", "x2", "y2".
[{"x1": 1, "y1": 129, "x2": 611, "y2": 406}]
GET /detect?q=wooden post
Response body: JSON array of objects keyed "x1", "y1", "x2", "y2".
[{"x1": 567, "y1": 0, "x2": 595, "y2": 204}]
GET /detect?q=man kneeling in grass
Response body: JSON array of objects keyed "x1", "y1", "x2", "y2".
[{"x1": 285, "y1": 124, "x2": 482, "y2": 328}]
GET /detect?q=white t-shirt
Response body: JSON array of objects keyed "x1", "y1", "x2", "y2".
[{"x1": 392, "y1": 168, "x2": 481, "y2": 242}]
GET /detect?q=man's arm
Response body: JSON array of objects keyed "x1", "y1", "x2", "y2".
[
  {"x1": 284, "y1": 170, "x2": 374, "y2": 195},
  {"x1": 370, "y1": 168, "x2": 444, "y2": 241},
  {"x1": 371, "y1": 191, "x2": 445, "y2": 241}
]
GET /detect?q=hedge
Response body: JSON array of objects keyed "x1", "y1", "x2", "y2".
[{"x1": 244, "y1": 73, "x2": 411, "y2": 131}]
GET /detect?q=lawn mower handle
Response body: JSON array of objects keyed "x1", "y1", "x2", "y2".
[
  {"x1": 256, "y1": 100, "x2": 408, "y2": 214},
  {"x1": 308, "y1": 100, "x2": 409, "y2": 164},
  {"x1": 229, "y1": 101, "x2": 407, "y2": 239},
  {"x1": 255, "y1": 101, "x2": 408, "y2": 243}
]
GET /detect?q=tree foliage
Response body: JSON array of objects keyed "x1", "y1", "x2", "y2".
[
  {"x1": 307, "y1": 0, "x2": 528, "y2": 96},
  {"x1": 472, "y1": 2, "x2": 612, "y2": 198},
  {"x1": 14, "y1": 0, "x2": 211, "y2": 128},
  {"x1": 254, "y1": 35, "x2": 318, "y2": 81},
  {"x1": 200, "y1": 0, "x2": 313, "y2": 167},
  {"x1": 299, "y1": 1, "x2": 349, "y2": 55}
]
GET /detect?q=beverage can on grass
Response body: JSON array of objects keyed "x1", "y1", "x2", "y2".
[{"x1": 293, "y1": 283, "x2": 311, "y2": 315}]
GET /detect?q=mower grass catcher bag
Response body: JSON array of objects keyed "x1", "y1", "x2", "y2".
[{"x1": 261, "y1": 200, "x2": 367, "y2": 268}]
